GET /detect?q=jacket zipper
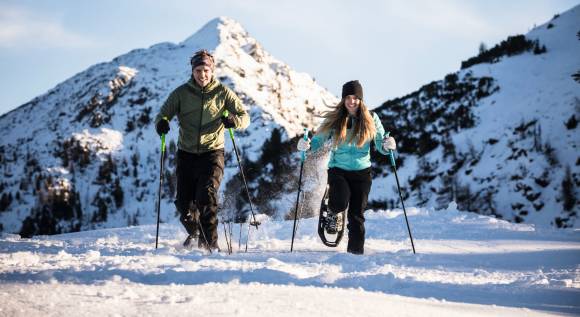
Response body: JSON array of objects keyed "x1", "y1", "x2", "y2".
[{"x1": 197, "y1": 88, "x2": 204, "y2": 153}]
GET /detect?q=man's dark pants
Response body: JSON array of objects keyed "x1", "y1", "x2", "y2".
[{"x1": 175, "y1": 148, "x2": 224, "y2": 246}]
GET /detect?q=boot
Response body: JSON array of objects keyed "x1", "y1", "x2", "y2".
[
  {"x1": 198, "y1": 205, "x2": 219, "y2": 251},
  {"x1": 183, "y1": 234, "x2": 197, "y2": 250},
  {"x1": 198, "y1": 237, "x2": 220, "y2": 253},
  {"x1": 347, "y1": 246, "x2": 364, "y2": 255},
  {"x1": 347, "y1": 227, "x2": 365, "y2": 255},
  {"x1": 179, "y1": 208, "x2": 200, "y2": 239}
]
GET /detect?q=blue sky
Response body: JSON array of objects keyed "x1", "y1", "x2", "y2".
[{"x1": 0, "y1": 0, "x2": 578, "y2": 115}]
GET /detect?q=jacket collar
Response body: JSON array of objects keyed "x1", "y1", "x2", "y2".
[{"x1": 187, "y1": 77, "x2": 218, "y2": 93}]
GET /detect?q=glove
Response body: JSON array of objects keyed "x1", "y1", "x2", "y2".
[
  {"x1": 297, "y1": 138, "x2": 311, "y2": 151},
  {"x1": 221, "y1": 113, "x2": 236, "y2": 129},
  {"x1": 382, "y1": 136, "x2": 396, "y2": 151},
  {"x1": 156, "y1": 118, "x2": 170, "y2": 136}
]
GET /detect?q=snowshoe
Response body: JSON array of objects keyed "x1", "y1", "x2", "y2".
[
  {"x1": 317, "y1": 185, "x2": 346, "y2": 247},
  {"x1": 325, "y1": 212, "x2": 343, "y2": 234}
]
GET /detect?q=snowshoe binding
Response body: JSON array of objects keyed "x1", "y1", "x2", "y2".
[{"x1": 317, "y1": 185, "x2": 346, "y2": 247}]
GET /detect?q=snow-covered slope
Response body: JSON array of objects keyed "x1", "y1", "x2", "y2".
[
  {"x1": 1, "y1": 206, "x2": 579, "y2": 316},
  {"x1": 1, "y1": 6, "x2": 578, "y2": 237},
  {"x1": 372, "y1": 5, "x2": 580, "y2": 228},
  {"x1": 0, "y1": 17, "x2": 337, "y2": 236}
]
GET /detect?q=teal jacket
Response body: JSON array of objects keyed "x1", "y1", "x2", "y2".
[{"x1": 310, "y1": 112, "x2": 390, "y2": 171}]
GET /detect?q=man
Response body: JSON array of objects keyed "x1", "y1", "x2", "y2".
[{"x1": 155, "y1": 49, "x2": 250, "y2": 251}]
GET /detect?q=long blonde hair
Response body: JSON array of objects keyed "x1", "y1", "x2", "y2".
[{"x1": 317, "y1": 99, "x2": 376, "y2": 148}]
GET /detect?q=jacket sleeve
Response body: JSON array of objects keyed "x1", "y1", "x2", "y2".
[
  {"x1": 155, "y1": 89, "x2": 179, "y2": 125},
  {"x1": 224, "y1": 87, "x2": 250, "y2": 130},
  {"x1": 310, "y1": 130, "x2": 330, "y2": 152},
  {"x1": 372, "y1": 112, "x2": 391, "y2": 156}
]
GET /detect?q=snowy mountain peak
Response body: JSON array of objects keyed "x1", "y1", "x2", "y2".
[
  {"x1": 181, "y1": 16, "x2": 239, "y2": 49},
  {"x1": 179, "y1": 16, "x2": 336, "y2": 138},
  {"x1": 180, "y1": 16, "x2": 268, "y2": 63},
  {"x1": 0, "y1": 16, "x2": 337, "y2": 236}
]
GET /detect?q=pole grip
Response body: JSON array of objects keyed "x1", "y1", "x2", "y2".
[
  {"x1": 223, "y1": 110, "x2": 235, "y2": 138},
  {"x1": 384, "y1": 132, "x2": 396, "y2": 167},
  {"x1": 301, "y1": 128, "x2": 308, "y2": 162},
  {"x1": 160, "y1": 116, "x2": 168, "y2": 153}
]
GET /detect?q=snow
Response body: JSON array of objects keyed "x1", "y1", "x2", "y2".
[
  {"x1": 1, "y1": 206, "x2": 579, "y2": 316},
  {"x1": 369, "y1": 5, "x2": 580, "y2": 227},
  {"x1": 71, "y1": 128, "x2": 124, "y2": 157},
  {"x1": 453, "y1": 6, "x2": 580, "y2": 227},
  {"x1": 0, "y1": 14, "x2": 336, "y2": 233},
  {"x1": 0, "y1": 8, "x2": 579, "y2": 316}
]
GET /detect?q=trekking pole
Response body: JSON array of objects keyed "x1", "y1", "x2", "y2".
[
  {"x1": 238, "y1": 222, "x2": 242, "y2": 250},
  {"x1": 223, "y1": 111, "x2": 260, "y2": 252},
  {"x1": 245, "y1": 222, "x2": 251, "y2": 252},
  {"x1": 222, "y1": 222, "x2": 232, "y2": 254},
  {"x1": 290, "y1": 129, "x2": 308, "y2": 252},
  {"x1": 197, "y1": 221, "x2": 213, "y2": 255},
  {"x1": 228, "y1": 221, "x2": 234, "y2": 253},
  {"x1": 155, "y1": 125, "x2": 167, "y2": 249},
  {"x1": 386, "y1": 133, "x2": 416, "y2": 254}
]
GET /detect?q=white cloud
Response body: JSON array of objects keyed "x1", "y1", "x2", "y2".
[{"x1": 0, "y1": 5, "x2": 94, "y2": 49}]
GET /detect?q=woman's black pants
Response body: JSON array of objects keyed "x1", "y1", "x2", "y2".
[{"x1": 327, "y1": 167, "x2": 372, "y2": 254}]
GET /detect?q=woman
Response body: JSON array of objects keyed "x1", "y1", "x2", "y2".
[{"x1": 297, "y1": 80, "x2": 396, "y2": 254}]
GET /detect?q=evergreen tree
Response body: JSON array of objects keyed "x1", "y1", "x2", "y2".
[
  {"x1": 436, "y1": 174, "x2": 455, "y2": 210},
  {"x1": 456, "y1": 183, "x2": 475, "y2": 212},
  {"x1": 260, "y1": 128, "x2": 283, "y2": 173},
  {"x1": 97, "y1": 154, "x2": 116, "y2": 184},
  {"x1": 92, "y1": 196, "x2": 108, "y2": 223},
  {"x1": 441, "y1": 133, "x2": 456, "y2": 160},
  {"x1": 0, "y1": 193, "x2": 11, "y2": 211},
  {"x1": 565, "y1": 115, "x2": 577, "y2": 130},
  {"x1": 478, "y1": 42, "x2": 487, "y2": 54},
  {"x1": 561, "y1": 166, "x2": 576, "y2": 212},
  {"x1": 112, "y1": 178, "x2": 124, "y2": 208}
]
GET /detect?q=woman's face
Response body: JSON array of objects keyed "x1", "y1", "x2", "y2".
[{"x1": 344, "y1": 95, "x2": 361, "y2": 115}]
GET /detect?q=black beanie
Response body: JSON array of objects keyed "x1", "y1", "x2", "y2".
[{"x1": 342, "y1": 80, "x2": 363, "y2": 100}]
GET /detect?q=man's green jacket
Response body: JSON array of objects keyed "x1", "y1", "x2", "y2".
[{"x1": 155, "y1": 78, "x2": 250, "y2": 153}]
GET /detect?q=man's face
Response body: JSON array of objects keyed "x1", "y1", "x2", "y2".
[{"x1": 193, "y1": 65, "x2": 213, "y2": 88}]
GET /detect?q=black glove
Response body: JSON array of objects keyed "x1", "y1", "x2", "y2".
[
  {"x1": 221, "y1": 113, "x2": 236, "y2": 129},
  {"x1": 156, "y1": 118, "x2": 170, "y2": 136}
]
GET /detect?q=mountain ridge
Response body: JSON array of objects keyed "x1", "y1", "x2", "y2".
[
  {"x1": 0, "y1": 16, "x2": 337, "y2": 235},
  {"x1": 371, "y1": 5, "x2": 579, "y2": 228},
  {"x1": 1, "y1": 7, "x2": 578, "y2": 235}
]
